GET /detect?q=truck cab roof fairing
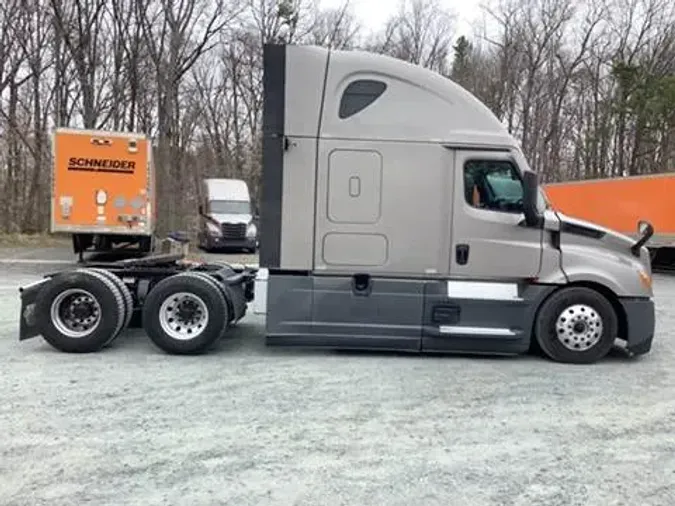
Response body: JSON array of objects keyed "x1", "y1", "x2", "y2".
[{"x1": 282, "y1": 44, "x2": 520, "y2": 148}]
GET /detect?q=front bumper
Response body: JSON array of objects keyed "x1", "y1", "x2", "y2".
[
  {"x1": 619, "y1": 297, "x2": 655, "y2": 355},
  {"x1": 208, "y1": 236, "x2": 256, "y2": 250}
]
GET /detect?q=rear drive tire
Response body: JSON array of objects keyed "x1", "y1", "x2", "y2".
[
  {"x1": 181, "y1": 271, "x2": 234, "y2": 332},
  {"x1": 34, "y1": 269, "x2": 126, "y2": 353},
  {"x1": 142, "y1": 272, "x2": 229, "y2": 354},
  {"x1": 83, "y1": 268, "x2": 134, "y2": 331},
  {"x1": 534, "y1": 286, "x2": 617, "y2": 364}
]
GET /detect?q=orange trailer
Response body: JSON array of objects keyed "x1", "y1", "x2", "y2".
[
  {"x1": 51, "y1": 127, "x2": 156, "y2": 261},
  {"x1": 544, "y1": 173, "x2": 675, "y2": 269}
]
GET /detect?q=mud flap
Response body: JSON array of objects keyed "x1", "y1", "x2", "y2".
[{"x1": 18, "y1": 278, "x2": 52, "y2": 340}]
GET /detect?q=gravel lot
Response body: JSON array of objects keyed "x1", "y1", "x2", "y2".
[{"x1": 1, "y1": 247, "x2": 674, "y2": 505}]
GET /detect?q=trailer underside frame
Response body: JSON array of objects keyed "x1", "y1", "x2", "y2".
[{"x1": 649, "y1": 246, "x2": 675, "y2": 273}]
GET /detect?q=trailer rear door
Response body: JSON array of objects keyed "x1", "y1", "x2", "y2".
[{"x1": 51, "y1": 128, "x2": 153, "y2": 235}]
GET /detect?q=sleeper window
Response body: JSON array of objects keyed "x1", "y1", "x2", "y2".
[
  {"x1": 464, "y1": 160, "x2": 525, "y2": 213},
  {"x1": 339, "y1": 80, "x2": 387, "y2": 119}
]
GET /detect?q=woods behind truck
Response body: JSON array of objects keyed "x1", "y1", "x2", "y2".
[
  {"x1": 51, "y1": 128, "x2": 156, "y2": 260},
  {"x1": 19, "y1": 43, "x2": 656, "y2": 365}
]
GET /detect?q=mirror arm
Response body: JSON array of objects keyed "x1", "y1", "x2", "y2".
[
  {"x1": 631, "y1": 220, "x2": 654, "y2": 256},
  {"x1": 522, "y1": 170, "x2": 542, "y2": 228}
]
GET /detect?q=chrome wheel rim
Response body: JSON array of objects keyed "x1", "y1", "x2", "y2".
[
  {"x1": 50, "y1": 289, "x2": 102, "y2": 338},
  {"x1": 158, "y1": 292, "x2": 209, "y2": 340},
  {"x1": 555, "y1": 304, "x2": 603, "y2": 351}
]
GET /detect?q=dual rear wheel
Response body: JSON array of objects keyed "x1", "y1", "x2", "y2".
[
  {"x1": 35, "y1": 269, "x2": 133, "y2": 353},
  {"x1": 35, "y1": 269, "x2": 230, "y2": 355},
  {"x1": 142, "y1": 272, "x2": 230, "y2": 355}
]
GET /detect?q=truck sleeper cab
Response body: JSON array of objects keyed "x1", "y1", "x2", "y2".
[{"x1": 259, "y1": 43, "x2": 656, "y2": 364}]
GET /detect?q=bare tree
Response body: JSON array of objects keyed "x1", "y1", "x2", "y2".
[
  {"x1": 136, "y1": 0, "x2": 242, "y2": 232},
  {"x1": 370, "y1": 0, "x2": 456, "y2": 74},
  {"x1": 1, "y1": 0, "x2": 673, "y2": 236},
  {"x1": 310, "y1": 2, "x2": 362, "y2": 49},
  {"x1": 50, "y1": 0, "x2": 109, "y2": 128}
]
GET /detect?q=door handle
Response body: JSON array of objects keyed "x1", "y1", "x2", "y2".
[{"x1": 456, "y1": 244, "x2": 469, "y2": 265}]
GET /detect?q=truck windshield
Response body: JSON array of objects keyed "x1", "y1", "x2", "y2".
[
  {"x1": 485, "y1": 173, "x2": 522, "y2": 200},
  {"x1": 209, "y1": 200, "x2": 250, "y2": 214},
  {"x1": 465, "y1": 160, "x2": 525, "y2": 213}
]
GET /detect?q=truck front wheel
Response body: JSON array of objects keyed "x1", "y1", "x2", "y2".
[
  {"x1": 142, "y1": 273, "x2": 229, "y2": 355},
  {"x1": 534, "y1": 286, "x2": 618, "y2": 364}
]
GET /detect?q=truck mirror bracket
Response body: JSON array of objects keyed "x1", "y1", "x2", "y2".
[
  {"x1": 631, "y1": 220, "x2": 654, "y2": 257},
  {"x1": 522, "y1": 171, "x2": 542, "y2": 228}
]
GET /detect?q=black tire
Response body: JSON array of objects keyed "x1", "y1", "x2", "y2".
[
  {"x1": 142, "y1": 272, "x2": 229, "y2": 355},
  {"x1": 182, "y1": 271, "x2": 234, "y2": 331},
  {"x1": 34, "y1": 269, "x2": 126, "y2": 353},
  {"x1": 83, "y1": 268, "x2": 134, "y2": 331},
  {"x1": 205, "y1": 267, "x2": 247, "y2": 326},
  {"x1": 534, "y1": 286, "x2": 618, "y2": 364}
]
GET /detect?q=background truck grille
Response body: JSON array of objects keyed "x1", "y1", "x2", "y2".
[{"x1": 221, "y1": 223, "x2": 246, "y2": 239}]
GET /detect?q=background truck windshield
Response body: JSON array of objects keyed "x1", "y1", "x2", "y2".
[{"x1": 209, "y1": 200, "x2": 250, "y2": 214}]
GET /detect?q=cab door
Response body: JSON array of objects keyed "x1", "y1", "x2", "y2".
[{"x1": 449, "y1": 149, "x2": 543, "y2": 279}]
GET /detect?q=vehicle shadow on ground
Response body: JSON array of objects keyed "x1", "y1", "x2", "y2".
[
  {"x1": 110, "y1": 323, "x2": 641, "y2": 365},
  {"x1": 17, "y1": 318, "x2": 642, "y2": 365}
]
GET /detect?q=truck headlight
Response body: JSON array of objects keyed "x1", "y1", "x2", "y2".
[
  {"x1": 206, "y1": 221, "x2": 221, "y2": 236},
  {"x1": 246, "y1": 223, "x2": 257, "y2": 238}
]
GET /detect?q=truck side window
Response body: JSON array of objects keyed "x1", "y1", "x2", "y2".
[
  {"x1": 464, "y1": 160, "x2": 524, "y2": 213},
  {"x1": 339, "y1": 79, "x2": 387, "y2": 119}
]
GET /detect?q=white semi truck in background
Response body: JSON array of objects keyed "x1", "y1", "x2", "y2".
[
  {"x1": 17, "y1": 43, "x2": 656, "y2": 365},
  {"x1": 197, "y1": 178, "x2": 259, "y2": 253}
]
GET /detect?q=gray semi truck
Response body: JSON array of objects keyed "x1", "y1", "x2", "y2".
[{"x1": 17, "y1": 43, "x2": 656, "y2": 365}]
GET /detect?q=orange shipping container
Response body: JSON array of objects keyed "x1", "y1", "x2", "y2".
[
  {"x1": 544, "y1": 173, "x2": 675, "y2": 247},
  {"x1": 51, "y1": 128, "x2": 156, "y2": 253}
]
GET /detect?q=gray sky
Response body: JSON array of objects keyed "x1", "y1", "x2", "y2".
[{"x1": 319, "y1": 0, "x2": 486, "y2": 37}]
